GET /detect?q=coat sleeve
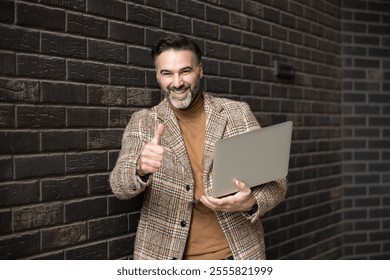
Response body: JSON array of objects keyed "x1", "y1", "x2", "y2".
[
  {"x1": 109, "y1": 110, "x2": 154, "y2": 200},
  {"x1": 237, "y1": 102, "x2": 288, "y2": 222}
]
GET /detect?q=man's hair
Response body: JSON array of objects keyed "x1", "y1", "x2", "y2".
[{"x1": 151, "y1": 35, "x2": 202, "y2": 64}]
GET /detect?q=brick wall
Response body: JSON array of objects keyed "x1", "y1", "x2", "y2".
[
  {"x1": 0, "y1": 0, "x2": 362, "y2": 260},
  {"x1": 342, "y1": 0, "x2": 390, "y2": 259}
]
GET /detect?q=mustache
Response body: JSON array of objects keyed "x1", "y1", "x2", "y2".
[{"x1": 168, "y1": 84, "x2": 191, "y2": 91}]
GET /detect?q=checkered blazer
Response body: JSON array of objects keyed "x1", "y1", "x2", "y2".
[{"x1": 109, "y1": 92, "x2": 288, "y2": 260}]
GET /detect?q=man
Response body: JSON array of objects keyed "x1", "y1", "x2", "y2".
[{"x1": 109, "y1": 35, "x2": 287, "y2": 260}]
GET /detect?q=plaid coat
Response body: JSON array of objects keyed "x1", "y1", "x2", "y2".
[{"x1": 109, "y1": 93, "x2": 288, "y2": 260}]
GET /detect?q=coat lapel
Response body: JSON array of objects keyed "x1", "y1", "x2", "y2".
[
  {"x1": 156, "y1": 100, "x2": 193, "y2": 177},
  {"x1": 203, "y1": 95, "x2": 227, "y2": 196}
]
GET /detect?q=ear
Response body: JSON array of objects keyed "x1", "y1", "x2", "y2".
[{"x1": 199, "y1": 63, "x2": 203, "y2": 79}]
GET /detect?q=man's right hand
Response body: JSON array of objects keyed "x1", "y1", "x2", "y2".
[{"x1": 136, "y1": 123, "x2": 165, "y2": 176}]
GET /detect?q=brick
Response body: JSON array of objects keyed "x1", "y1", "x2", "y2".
[
  {"x1": 108, "y1": 235, "x2": 135, "y2": 259},
  {"x1": 0, "y1": 181, "x2": 40, "y2": 207},
  {"x1": 127, "y1": 3, "x2": 161, "y2": 27},
  {"x1": 88, "y1": 40, "x2": 126, "y2": 63},
  {"x1": 145, "y1": 0, "x2": 176, "y2": 12},
  {"x1": 0, "y1": 157, "x2": 13, "y2": 181},
  {"x1": 205, "y1": 41, "x2": 229, "y2": 59},
  {"x1": 65, "y1": 197, "x2": 107, "y2": 222},
  {"x1": 0, "y1": 232, "x2": 40, "y2": 259},
  {"x1": 89, "y1": 174, "x2": 111, "y2": 195},
  {"x1": 0, "y1": 131, "x2": 40, "y2": 155},
  {"x1": 17, "y1": 105, "x2": 66, "y2": 128},
  {"x1": 193, "y1": 19, "x2": 219, "y2": 40},
  {"x1": 162, "y1": 12, "x2": 191, "y2": 34},
  {"x1": 41, "y1": 222, "x2": 87, "y2": 250},
  {"x1": 41, "y1": 33, "x2": 86, "y2": 58},
  {"x1": 109, "y1": 22, "x2": 144, "y2": 44},
  {"x1": 178, "y1": 0, "x2": 205, "y2": 18},
  {"x1": 88, "y1": 129, "x2": 123, "y2": 149},
  {"x1": 0, "y1": 51, "x2": 15, "y2": 75},
  {"x1": 252, "y1": 19, "x2": 271, "y2": 36},
  {"x1": 206, "y1": 6, "x2": 229, "y2": 25},
  {"x1": 220, "y1": 61, "x2": 241, "y2": 78},
  {"x1": 17, "y1": 54, "x2": 65, "y2": 80},
  {"x1": 219, "y1": 0, "x2": 241, "y2": 11},
  {"x1": 0, "y1": 210, "x2": 12, "y2": 235},
  {"x1": 67, "y1": 13, "x2": 108, "y2": 38},
  {"x1": 88, "y1": 85, "x2": 126, "y2": 106},
  {"x1": 205, "y1": 77, "x2": 229, "y2": 93},
  {"x1": 15, "y1": 154, "x2": 65, "y2": 179},
  {"x1": 67, "y1": 60, "x2": 109, "y2": 84},
  {"x1": 127, "y1": 88, "x2": 162, "y2": 107},
  {"x1": 41, "y1": 130, "x2": 87, "y2": 151},
  {"x1": 110, "y1": 66, "x2": 145, "y2": 87},
  {"x1": 108, "y1": 195, "x2": 139, "y2": 215},
  {"x1": 128, "y1": 47, "x2": 153, "y2": 67},
  {"x1": 66, "y1": 151, "x2": 107, "y2": 174},
  {"x1": 17, "y1": 2, "x2": 65, "y2": 31},
  {"x1": 88, "y1": 215, "x2": 128, "y2": 241},
  {"x1": 0, "y1": 0, "x2": 14, "y2": 23},
  {"x1": 65, "y1": 242, "x2": 107, "y2": 259},
  {"x1": 41, "y1": 82, "x2": 87, "y2": 104},
  {"x1": 87, "y1": 0, "x2": 126, "y2": 20},
  {"x1": 0, "y1": 78, "x2": 40, "y2": 103},
  {"x1": 263, "y1": 7, "x2": 280, "y2": 24},
  {"x1": 109, "y1": 108, "x2": 134, "y2": 128},
  {"x1": 41, "y1": 176, "x2": 87, "y2": 201},
  {"x1": 220, "y1": 27, "x2": 241, "y2": 45},
  {"x1": 14, "y1": 203, "x2": 64, "y2": 231},
  {"x1": 0, "y1": 105, "x2": 14, "y2": 128},
  {"x1": 67, "y1": 107, "x2": 108, "y2": 127},
  {"x1": 40, "y1": 0, "x2": 85, "y2": 11}
]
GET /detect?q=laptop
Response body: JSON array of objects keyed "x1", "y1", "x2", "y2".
[{"x1": 211, "y1": 121, "x2": 293, "y2": 197}]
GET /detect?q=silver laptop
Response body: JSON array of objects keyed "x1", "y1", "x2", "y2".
[{"x1": 211, "y1": 121, "x2": 293, "y2": 197}]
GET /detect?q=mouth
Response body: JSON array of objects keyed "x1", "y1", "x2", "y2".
[{"x1": 169, "y1": 87, "x2": 190, "y2": 98}]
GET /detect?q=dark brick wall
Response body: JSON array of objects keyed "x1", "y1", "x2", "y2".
[
  {"x1": 0, "y1": 0, "x2": 383, "y2": 260},
  {"x1": 341, "y1": 0, "x2": 390, "y2": 260}
]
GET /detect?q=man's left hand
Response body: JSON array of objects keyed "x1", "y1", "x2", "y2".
[{"x1": 200, "y1": 180, "x2": 256, "y2": 213}]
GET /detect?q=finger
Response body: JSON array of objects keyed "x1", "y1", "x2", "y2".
[
  {"x1": 234, "y1": 180, "x2": 250, "y2": 193},
  {"x1": 151, "y1": 123, "x2": 165, "y2": 145}
]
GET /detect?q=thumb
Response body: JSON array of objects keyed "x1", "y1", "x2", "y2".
[{"x1": 151, "y1": 123, "x2": 165, "y2": 145}]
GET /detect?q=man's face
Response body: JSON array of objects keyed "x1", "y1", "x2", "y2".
[{"x1": 155, "y1": 49, "x2": 203, "y2": 110}]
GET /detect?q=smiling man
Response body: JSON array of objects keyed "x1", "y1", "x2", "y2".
[{"x1": 109, "y1": 35, "x2": 288, "y2": 260}]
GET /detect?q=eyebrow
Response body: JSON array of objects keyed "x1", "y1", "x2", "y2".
[{"x1": 159, "y1": 66, "x2": 193, "y2": 74}]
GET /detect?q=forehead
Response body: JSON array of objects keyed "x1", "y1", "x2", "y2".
[{"x1": 155, "y1": 49, "x2": 198, "y2": 70}]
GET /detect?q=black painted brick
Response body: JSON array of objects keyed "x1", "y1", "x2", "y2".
[
  {"x1": 15, "y1": 154, "x2": 65, "y2": 179},
  {"x1": 0, "y1": 181, "x2": 40, "y2": 207},
  {"x1": 65, "y1": 242, "x2": 107, "y2": 260},
  {"x1": 17, "y1": 55, "x2": 65, "y2": 80},
  {"x1": 17, "y1": 2, "x2": 65, "y2": 31},
  {"x1": 41, "y1": 223, "x2": 87, "y2": 250},
  {"x1": 67, "y1": 13, "x2": 108, "y2": 39},
  {"x1": 87, "y1": 0, "x2": 126, "y2": 20},
  {"x1": 17, "y1": 105, "x2": 66, "y2": 128},
  {"x1": 65, "y1": 197, "x2": 107, "y2": 223},
  {"x1": 88, "y1": 40, "x2": 127, "y2": 63},
  {"x1": 41, "y1": 82, "x2": 87, "y2": 104},
  {"x1": 67, "y1": 107, "x2": 108, "y2": 127},
  {"x1": 41, "y1": 176, "x2": 88, "y2": 201},
  {"x1": 67, "y1": 60, "x2": 109, "y2": 84},
  {"x1": 65, "y1": 151, "x2": 107, "y2": 174},
  {"x1": 88, "y1": 215, "x2": 128, "y2": 241},
  {"x1": 0, "y1": 131, "x2": 40, "y2": 155},
  {"x1": 0, "y1": 232, "x2": 40, "y2": 259},
  {"x1": 13, "y1": 203, "x2": 64, "y2": 232},
  {"x1": 41, "y1": 33, "x2": 86, "y2": 59}
]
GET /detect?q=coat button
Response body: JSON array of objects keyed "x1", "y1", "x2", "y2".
[
  {"x1": 185, "y1": 185, "x2": 191, "y2": 191},
  {"x1": 180, "y1": 220, "x2": 186, "y2": 227}
]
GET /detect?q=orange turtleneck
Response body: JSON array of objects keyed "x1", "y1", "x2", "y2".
[{"x1": 172, "y1": 92, "x2": 231, "y2": 260}]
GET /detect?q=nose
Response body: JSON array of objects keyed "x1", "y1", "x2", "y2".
[{"x1": 171, "y1": 73, "x2": 184, "y2": 88}]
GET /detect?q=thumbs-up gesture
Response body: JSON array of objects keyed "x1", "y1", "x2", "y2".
[{"x1": 136, "y1": 124, "x2": 165, "y2": 176}]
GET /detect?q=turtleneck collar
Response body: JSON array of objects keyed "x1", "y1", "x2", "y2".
[{"x1": 171, "y1": 91, "x2": 205, "y2": 122}]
